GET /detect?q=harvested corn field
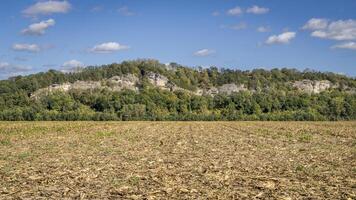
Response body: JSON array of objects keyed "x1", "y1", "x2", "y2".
[{"x1": 0, "y1": 122, "x2": 355, "y2": 199}]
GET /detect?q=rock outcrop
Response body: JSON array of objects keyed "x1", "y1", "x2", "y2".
[
  {"x1": 71, "y1": 81, "x2": 102, "y2": 91},
  {"x1": 31, "y1": 74, "x2": 139, "y2": 99},
  {"x1": 218, "y1": 84, "x2": 248, "y2": 95},
  {"x1": 32, "y1": 83, "x2": 72, "y2": 97},
  {"x1": 145, "y1": 72, "x2": 192, "y2": 94},
  {"x1": 107, "y1": 75, "x2": 139, "y2": 91},
  {"x1": 146, "y1": 72, "x2": 169, "y2": 88},
  {"x1": 32, "y1": 72, "x2": 344, "y2": 99},
  {"x1": 204, "y1": 84, "x2": 247, "y2": 96},
  {"x1": 205, "y1": 87, "x2": 219, "y2": 96},
  {"x1": 292, "y1": 80, "x2": 335, "y2": 94}
]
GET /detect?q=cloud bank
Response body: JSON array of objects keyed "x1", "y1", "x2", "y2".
[
  {"x1": 61, "y1": 59, "x2": 84, "y2": 73},
  {"x1": 22, "y1": 19, "x2": 55, "y2": 35},
  {"x1": 23, "y1": 1, "x2": 71, "y2": 16},
  {"x1": 303, "y1": 19, "x2": 356, "y2": 41},
  {"x1": 246, "y1": 6, "x2": 269, "y2": 14},
  {"x1": 265, "y1": 32, "x2": 296, "y2": 45},
  {"x1": 12, "y1": 44, "x2": 41, "y2": 52},
  {"x1": 0, "y1": 62, "x2": 32, "y2": 79},
  {"x1": 90, "y1": 42, "x2": 130, "y2": 53},
  {"x1": 332, "y1": 42, "x2": 356, "y2": 50},
  {"x1": 194, "y1": 49, "x2": 215, "y2": 57}
]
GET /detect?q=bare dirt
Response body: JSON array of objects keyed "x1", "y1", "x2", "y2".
[{"x1": 0, "y1": 122, "x2": 355, "y2": 199}]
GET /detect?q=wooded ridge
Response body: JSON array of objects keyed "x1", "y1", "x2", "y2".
[{"x1": 0, "y1": 59, "x2": 355, "y2": 121}]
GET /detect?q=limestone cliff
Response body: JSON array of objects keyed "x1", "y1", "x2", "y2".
[
  {"x1": 292, "y1": 80, "x2": 336, "y2": 93},
  {"x1": 31, "y1": 72, "x2": 349, "y2": 99}
]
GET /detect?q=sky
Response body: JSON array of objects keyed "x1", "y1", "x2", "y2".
[{"x1": 1, "y1": 0, "x2": 356, "y2": 80}]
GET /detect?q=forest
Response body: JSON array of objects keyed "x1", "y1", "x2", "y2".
[{"x1": 0, "y1": 59, "x2": 355, "y2": 121}]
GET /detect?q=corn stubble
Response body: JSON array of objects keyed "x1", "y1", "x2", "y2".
[{"x1": 0, "y1": 121, "x2": 355, "y2": 199}]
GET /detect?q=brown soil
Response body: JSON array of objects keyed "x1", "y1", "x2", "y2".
[{"x1": 0, "y1": 122, "x2": 355, "y2": 199}]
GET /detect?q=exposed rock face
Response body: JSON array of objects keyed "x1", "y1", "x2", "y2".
[
  {"x1": 31, "y1": 72, "x2": 252, "y2": 99},
  {"x1": 145, "y1": 72, "x2": 191, "y2": 93},
  {"x1": 204, "y1": 84, "x2": 247, "y2": 96},
  {"x1": 31, "y1": 74, "x2": 139, "y2": 98},
  {"x1": 218, "y1": 83, "x2": 247, "y2": 95},
  {"x1": 32, "y1": 83, "x2": 72, "y2": 98},
  {"x1": 293, "y1": 80, "x2": 334, "y2": 93},
  {"x1": 205, "y1": 87, "x2": 219, "y2": 96},
  {"x1": 32, "y1": 72, "x2": 343, "y2": 99},
  {"x1": 108, "y1": 74, "x2": 139, "y2": 91},
  {"x1": 71, "y1": 81, "x2": 102, "y2": 90},
  {"x1": 145, "y1": 72, "x2": 212, "y2": 95},
  {"x1": 146, "y1": 72, "x2": 169, "y2": 88},
  {"x1": 48, "y1": 83, "x2": 71, "y2": 92}
]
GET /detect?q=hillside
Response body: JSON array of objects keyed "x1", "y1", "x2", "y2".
[{"x1": 0, "y1": 59, "x2": 355, "y2": 121}]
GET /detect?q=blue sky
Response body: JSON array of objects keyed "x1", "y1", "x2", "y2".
[{"x1": 1, "y1": 0, "x2": 356, "y2": 79}]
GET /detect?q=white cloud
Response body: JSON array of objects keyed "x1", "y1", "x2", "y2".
[
  {"x1": 246, "y1": 5, "x2": 269, "y2": 14},
  {"x1": 62, "y1": 59, "x2": 83, "y2": 68},
  {"x1": 12, "y1": 43, "x2": 40, "y2": 52},
  {"x1": 332, "y1": 42, "x2": 356, "y2": 50},
  {"x1": 310, "y1": 19, "x2": 356, "y2": 41},
  {"x1": 257, "y1": 26, "x2": 270, "y2": 32},
  {"x1": 227, "y1": 6, "x2": 243, "y2": 16},
  {"x1": 118, "y1": 6, "x2": 135, "y2": 16},
  {"x1": 22, "y1": 19, "x2": 55, "y2": 35},
  {"x1": 1, "y1": 63, "x2": 31, "y2": 72},
  {"x1": 302, "y1": 18, "x2": 328, "y2": 30},
  {"x1": 23, "y1": 1, "x2": 71, "y2": 16},
  {"x1": 0, "y1": 62, "x2": 10, "y2": 69},
  {"x1": 194, "y1": 49, "x2": 215, "y2": 57},
  {"x1": 303, "y1": 19, "x2": 356, "y2": 49},
  {"x1": 0, "y1": 62, "x2": 32, "y2": 79},
  {"x1": 265, "y1": 32, "x2": 296, "y2": 45},
  {"x1": 61, "y1": 59, "x2": 84, "y2": 73},
  {"x1": 90, "y1": 42, "x2": 130, "y2": 53}
]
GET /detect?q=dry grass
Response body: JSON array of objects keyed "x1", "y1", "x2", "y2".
[{"x1": 0, "y1": 121, "x2": 355, "y2": 199}]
